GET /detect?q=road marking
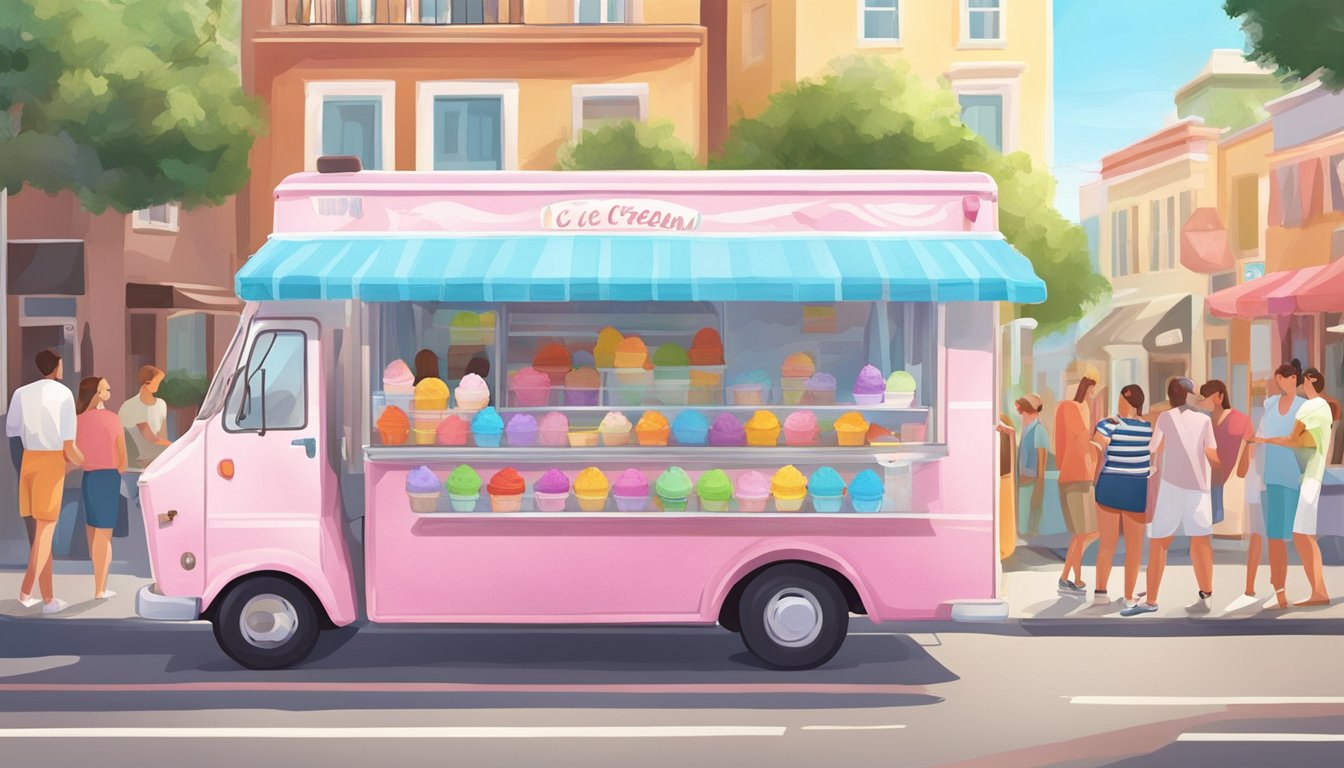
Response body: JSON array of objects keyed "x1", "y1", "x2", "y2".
[
  {"x1": 801, "y1": 725, "x2": 907, "y2": 731},
  {"x1": 0, "y1": 682, "x2": 920, "y2": 696},
  {"x1": 1070, "y1": 696, "x2": 1344, "y2": 706},
  {"x1": 1178, "y1": 733, "x2": 1344, "y2": 743},
  {"x1": 0, "y1": 726, "x2": 785, "y2": 739}
]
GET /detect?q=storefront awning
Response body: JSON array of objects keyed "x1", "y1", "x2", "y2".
[
  {"x1": 1077, "y1": 295, "x2": 1191, "y2": 359},
  {"x1": 1295, "y1": 259, "x2": 1344, "y2": 313},
  {"x1": 234, "y1": 234, "x2": 1047, "y2": 304},
  {"x1": 1180, "y1": 208, "x2": 1234, "y2": 274},
  {"x1": 1205, "y1": 266, "x2": 1327, "y2": 319}
]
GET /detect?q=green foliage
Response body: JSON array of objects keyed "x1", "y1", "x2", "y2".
[
  {"x1": 157, "y1": 370, "x2": 209, "y2": 409},
  {"x1": 713, "y1": 57, "x2": 1109, "y2": 336},
  {"x1": 1225, "y1": 0, "x2": 1344, "y2": 91},
  {"x1": 557, "y1": 120, "x2": 699, "y2": 171},
  {"x1": 0, "y1": 0, "x2": 263, "y2": 213}
]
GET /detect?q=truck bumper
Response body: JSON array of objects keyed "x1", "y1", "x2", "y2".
[
  {"x1": 948, "y1": 599, "x2": 1010, "y2": 622},
  {"x1": 136, "y1": 585, "x2": 201, "y2": 621}
]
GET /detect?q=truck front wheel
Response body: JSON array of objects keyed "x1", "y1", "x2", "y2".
[
  {"x1": 737, "y1": 564, "x2": 848, "y2": 670},
  {"x1": 212, "y1": 576, "x2": 321, "y2": 670}
]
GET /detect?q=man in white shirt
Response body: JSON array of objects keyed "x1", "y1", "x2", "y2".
[
  {"x1": 119, "y1": 365, "x2": 170, "y2": 467},
  {"x1": 5, "y1": 349, "x2": 84, "y2": 614}
]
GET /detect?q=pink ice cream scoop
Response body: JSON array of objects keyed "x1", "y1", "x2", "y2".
[
  {"x1": 534, "y1": 469, "x2": 571, "y2": 494},
  {"x1": 538, "y1": 411, "x2": 570, "y2": 447},
  {"x1": 734, "y1": 470, "x2": 771, "y2": 512},
  {"x1": 783, "y1": 410, "x2": 819, "y2": 446},
  {"x1": 612, "y1": 468, "x2": 650, "y2": 512}
]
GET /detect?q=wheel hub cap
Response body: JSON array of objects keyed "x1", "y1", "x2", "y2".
[
  {"x1": 240, "y1": 594, "x2": 299, "y2": 649},
  {"x1": 764, "y1": 590, "x2": 823, "y2": 647}
]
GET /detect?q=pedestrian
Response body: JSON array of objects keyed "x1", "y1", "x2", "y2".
[
  {"x1": 1054, "y1": 367, "x2": 1100, "y2": 594},
  {"x1": 1255, "y1": 365, "x2": 1333, "y2": 607},
  {"x1": 1091, "y1": 385, "x2": 1152, "y2": 609},
  {"x1": 1122, "y1": 377, "x2": 1220, "y2": 616},
  {"x1": 1014, "y1": 394, "x2": 1049, "y2": 539},
  {"x1": 1195, "y1": 380, "x2": 1257, "y2": 614},
  {"x1": 118, "y1": 365, "x2": 170, "y2": 468},
  {"x1": 1241, "y1": 361, "x2": 1306, "y2": 610},
  {"x1": 75, "y1": 377, "x2": 127, "y2": 600},
  {"x1": 4, "y1": 350, "x2": 84, "y2": 614}
]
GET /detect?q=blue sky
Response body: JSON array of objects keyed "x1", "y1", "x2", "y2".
[{"x1": 1052, "y1": 0, "x2": 1249, "y2": 221}]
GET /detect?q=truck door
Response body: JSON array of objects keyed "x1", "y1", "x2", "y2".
[{"x1": 205, "y1": 319, "x2": 328, "y2": 578}]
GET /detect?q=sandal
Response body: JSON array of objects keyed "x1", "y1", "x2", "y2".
[{"x1": 1263, "y1": 589, "x2": 1288, "y2": 610}]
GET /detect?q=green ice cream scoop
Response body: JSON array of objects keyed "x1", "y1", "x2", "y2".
[
  {"x1": 695, "y1": 469, "x2": 734, "y2": 502},
  {"x1": 446, "y1": 465, "x2": 482, "y2": 496},
  {"x1": 655, "y1": 467, "x2": 693, "y2": 499}
]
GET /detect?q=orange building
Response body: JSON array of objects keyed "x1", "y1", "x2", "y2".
[{"x1": 239, "y1": 0, "x2": 708, "y2": 255}]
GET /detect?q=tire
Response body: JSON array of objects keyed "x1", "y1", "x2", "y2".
[
  {"x1": 737, "y1": 564, "x2": 848, "y2": 670},
  {"x1": 212, "y1": 576, "x2": 322, "y2": 670}
]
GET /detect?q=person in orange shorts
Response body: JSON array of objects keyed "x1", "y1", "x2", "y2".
[{"x1": 5, "y1": 350, "x2": 83, "y2": 614}]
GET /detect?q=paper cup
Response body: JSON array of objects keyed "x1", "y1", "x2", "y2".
[
  {"x1": 613, "y1": 494, "x2": 648, "y2": 512},
  {"x1": 489, "y1": 493, "x2": 523, "y2": 513},
  {"x1": 803, "y1": 388, "x2": 836, "y2": 406},
  {"x1": 533, "y1": 491, "x2": 569, "y2": 513},
  {"x1": 730, "y1": 385, "x2": 765, "y2": 406},
  {"x1": 600, "y1": 428, "x2": 632, "y2": 447},
  {"x1": 576, "y1": 492, "x2": 609, "y2": 512},
  {"x1": 539, "y1": 428, "x2": 569, "y2": 447},
  {"x1": 735, "y1": 494, "x2": 769, "y2": 513},
  {"x1": 657, "y1": 494, "x2": 690, "y2": 512},
  {"x1": 699, "y1": 498, "x2": 731, "y2": 512},
  {"x1": 811, "y1": 494, "x2": 844, "y2": 513},
  {"x1": 783, "y1": 428, "x2": 819, "y2": 446},
  {"x1": 568, "y1": 430, "x2": 599, "y2": 448},
  {"x1": 509, "y1": 384, "x2": 550, "y2": 408},
  {"x1": 672, "y1": 428, "x2": 708, "y2": 446},
  {"x1": 506, "y1": 430, "x2": 539, "y2": 447},
  {"x1": 407, "y1": 493, "x2": 440, "y2": 513},
  {"x1": 852, "y1": 496, "x2": 884, "y2": 513},
  {"x1": 836, "y1": 428, "x2": 866, "y2": 447},
  {"x1": 780, "y1": 377, "x2": 807, "y2": 405},
  {"x1": 449, "y1": 493, "x2": 479, "y2": 513},
  {"x1": 745, "y1": 427, "x2": 781, "y2": 447},
  {"x1": 636, "y1": 427, "x2": 670, "y2": 446},
  {"x1": 773, "y1": 495, "x2": 806, "y2": 512},
  {"x1": 473, "y1": 432, "x2": 503, "y2": 448},
  {"x1": 853, "y1": 392, "x2": 885, "y2": 406},
  {"x1": 565, "y1": 387, "x2": 599, "y2": 406},
  {"x1": 885, "y1": 391, "x2": 915, "y2": 408}
]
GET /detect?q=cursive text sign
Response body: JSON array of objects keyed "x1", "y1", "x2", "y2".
[{"x1": 540, "y1": 199, "x2": 701, "y2": 232}]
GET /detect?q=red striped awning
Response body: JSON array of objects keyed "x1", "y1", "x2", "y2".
[
  {"x1": 1205, "y1": 266, "x2": 1326, "y2": 319},
  {"x1": 1295, "y1": 259, "x2": 1344, "y2": 313}
]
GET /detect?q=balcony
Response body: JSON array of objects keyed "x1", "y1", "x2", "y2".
[{"x1": 284, "y1": 0, "x2": 523, "y2": 25}]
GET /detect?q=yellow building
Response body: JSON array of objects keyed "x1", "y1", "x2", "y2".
[
  {"x1": 713, "y1": 0, "x2": 1052, "y2": 163},
  {"x1": 242, "y1": 0, "x2": 707, "y2": 254}
]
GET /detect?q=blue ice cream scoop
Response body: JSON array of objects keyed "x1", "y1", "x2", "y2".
[{"x1": 848, "y1": 469, "x2": 885, "y2": 513}]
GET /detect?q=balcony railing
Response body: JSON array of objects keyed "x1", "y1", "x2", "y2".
[{"x1": 286, "y1": 0, "x2": 523, "y2": 25}]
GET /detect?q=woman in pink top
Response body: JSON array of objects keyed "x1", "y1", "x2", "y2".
[{"x1": 75, "y1": 377, "x2": 127, "y2": 600}]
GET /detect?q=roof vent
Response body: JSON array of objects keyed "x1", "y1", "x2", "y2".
[{"x1": 317, "y1": 155, "x2": 362, "y2": 174}]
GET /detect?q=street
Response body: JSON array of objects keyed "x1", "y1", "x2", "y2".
[{"x1": 2, "y1": 615, "x2": 1342, "y2": 767}]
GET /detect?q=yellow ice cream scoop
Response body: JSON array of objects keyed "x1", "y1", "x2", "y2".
[{"x1": 414, "y1": 377, "x2": 451, "y2": 410}]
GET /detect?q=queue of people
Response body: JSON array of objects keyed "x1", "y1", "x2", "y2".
[
  {"x1": 5, "y1": 351, "x2": 171, "y2": 614},
  {"x1": 1009, "y1": 358, "x2": 1336, "y2": 616}
]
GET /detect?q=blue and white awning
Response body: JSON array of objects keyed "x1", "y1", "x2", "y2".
[{"x1": 235, "y1": 234, "x2": 1047, "y2": 304}]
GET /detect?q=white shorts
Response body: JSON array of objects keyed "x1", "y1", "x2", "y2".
[
  {"x1": 1293, "y1": 477, "x2": 1321, "y2": 536},
  {"x1": 1148, "y1": 481, "x2": 1213, "y2": 539}
]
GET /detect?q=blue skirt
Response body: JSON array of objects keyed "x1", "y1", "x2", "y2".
[
  {"x1": 82, "y1": 469, "x2": 122, "y2": 530},
  {"x1": 1094, "y1": 472, "x2": 1147, "y2": 513}
]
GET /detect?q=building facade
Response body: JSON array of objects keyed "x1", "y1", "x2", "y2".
[
  {"x1": 713, "y1": 0, "x2": 1052, "y2": 164},
  {"x1": 240, "y1": 0, "x2": 708, "y2": 254}
]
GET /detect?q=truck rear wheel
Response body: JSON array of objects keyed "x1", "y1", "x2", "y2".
[
  {"x1": 212, "y1": 576, "x2": 321, "y2": 670},
  {"x1": 737, "y1": 564, "x2": 848, "y2": 670}
]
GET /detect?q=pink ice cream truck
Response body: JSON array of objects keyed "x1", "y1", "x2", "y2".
[{"x1": 135, "y1": 165, "x2": 1045, "y2": 670}]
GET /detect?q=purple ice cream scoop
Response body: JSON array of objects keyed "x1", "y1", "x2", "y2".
[
  {"x1": 708, "y1": 412, "x2": 746, "y2": 446},
  {"x1": 854, "y1": 365, "x2": 886, "y2": 395},
  {"x1": 534, "y1": 469, "x2": 571, "y2": 494}
]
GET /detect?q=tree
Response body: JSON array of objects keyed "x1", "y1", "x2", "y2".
[
  {"x1": 0, "y1": 0, "x2": 263, "y2": 213},
  {"x1": 561, "y1": 57, "x2": 1108, "y2": 335},
  {"x1": 557, "y1": 120, "x2": 699, "y2": 171},
  {"x1": 1225, "y1": 0, "x2": 1344, "y2": 91}
]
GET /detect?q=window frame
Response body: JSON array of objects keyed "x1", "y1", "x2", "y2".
[
  {"x1": 743, "y1": 2, "x2": 769, "y2": 67},
  {"x1": 131, "y1": 203, "x2": 180, "y2": 234},
  {"x1": 960, "y1": 0, "x2": 1005, "y2": 48},
  {"x1": 304, "y1": 81, "x2": 396, "y2": 172},
  {"x1": 857, "y1": 0, "x2": 901, "y2": 46},
  {"x1": 957, "y1": 93, "x2": 1004, "y2": 153},
  {"x1": 574, "y1": 0, "x2": 630, "y2": 24},
  {"x1": 571, "y1": 83, "x2": 649, "y2": 140},
  {"x1": 222, "y1": 328, "x2": 310, "y2": 435},
  {"x1": 415, "y1": 81, "x2": 520, "y2": 171}
]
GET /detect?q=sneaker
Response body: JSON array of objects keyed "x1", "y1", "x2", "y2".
[
  {"x1": 1121, "y1": 598, "x2": 1142, "y2": 610},
  {"x1": 1224, "y1": 593, "x2": 1260, "y2": 613},
  {"x1": 1186, "y1": 595, "x2": 1212, "y2": 614},
  {"x1": 17, "y1": 593, "x2": 42, "y2": 609},
  {"x1": 1058, "y1": 579, "x2": 1085, "y2": 595},
  {"x1": 1120, "y1": 602, "x2": 1159, "y2": 617},
  {"x1": 95, "y1": 590, "x2": 117, "y2": 600},
  {"x1": 1092, "y1": 590, "x2": 1111, "y2": 605},
  {"x1": 41, "y1": 598, "x2": 69, "y2": 615}
]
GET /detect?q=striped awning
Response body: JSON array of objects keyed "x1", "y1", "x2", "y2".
[{"x1": 235, "y1": 234, "x2": 1047, "y2": 304}]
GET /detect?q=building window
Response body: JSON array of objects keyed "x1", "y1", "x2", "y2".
[
  {"x1": 1129, "y1": 205, "x2": 1139, "y2": 274},
  {"x1": 1149, "y1": 199, "x2": 1161, "y2": 272},
  {"x1": 744, "y1": 3, "x2": 768, "y2": 66},
  {"x1": 1111, "y1": 208, "x2": 1130, "y2": 278},
  {"x1": 1165, "y1": 195, "x2": 1177, "y2": 269},
  {"x1": 963, "y1": 0, "x2": 1003, "y2": 44},
  {"x1": 1232, "y1": 174, "x2": 1259, "y2": 252},
  {"x1": 572, "y1": 84, "x2": 648, "y2": 139},
  {"x1": 1179, "y1": 190, "x2": 1194, "y2": 234},
  {"x1": 416, "y1": 82, "x2": 519, "y2": 171},
  {"x1": 132, "y1": 203, "x2": 179, "y2": 233},
  {"x1": 959, "y1": 94, "x2": 1003, "y2": 152},
  {"x1": 167, "y1": 312, "x2": 208, "y2": 377},
  {"x1": 305, "y1": 82, "x2": 395, "y2": 172},
  {"x1": 861, "y1": 0, "x2": 899, "y2": 42},
  {"x1": 576, "y1": 0, "x2": 627, "y2": 23}
]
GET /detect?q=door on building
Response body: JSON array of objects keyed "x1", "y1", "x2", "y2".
[
  {"x1": 1151, "y1": 359, "x2": 1187, "y2": 404},
  {"x1": 17, "y1": 297, "x2": 79, "y2": 390}
]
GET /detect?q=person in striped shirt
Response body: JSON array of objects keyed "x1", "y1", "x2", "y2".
[{"x1": 1091, "y1": 385, "x2": 1153, "y2": 608}]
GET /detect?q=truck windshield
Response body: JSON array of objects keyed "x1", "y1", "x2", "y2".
[{"x1": 197, "y1": 306, "x2": 254, "y2": 421}]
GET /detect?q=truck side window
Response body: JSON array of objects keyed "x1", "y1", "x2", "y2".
[{"x1": 224, "y1": 330, "x2": 308, "y2": 432}]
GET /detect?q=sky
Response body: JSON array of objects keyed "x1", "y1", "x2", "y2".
[{"x1": 1052, "y1": 0, "x2": 1251, "y2": 221}]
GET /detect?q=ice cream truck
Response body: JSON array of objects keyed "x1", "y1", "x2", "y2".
[{"x1": 135, "y1": 163, "x2": 1046, "y2": 670}]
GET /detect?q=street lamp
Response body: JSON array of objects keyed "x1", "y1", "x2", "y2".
[{"x1": 1001, "y1": 317, "x2": 1039, "y2": 412}]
